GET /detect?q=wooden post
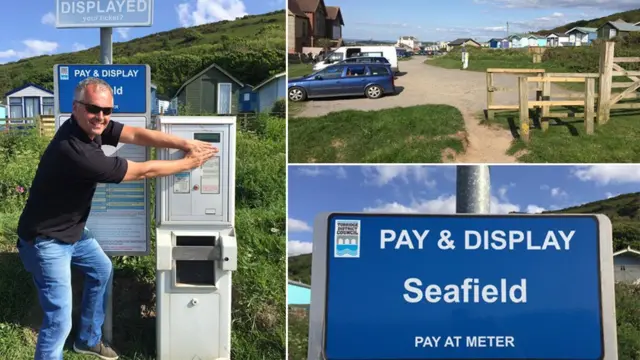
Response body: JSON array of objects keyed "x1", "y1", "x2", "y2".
[
  {"x1": 585, "y1": 78, "x2": 595, "y2": 135},
  {"x1": 597, "y1": 41, "x2": 615, "y2": 124},
  {"x1": 486, "y1": 71, "x2": 494, "y2": 121},
  {"x1": 519, "y1": 76, "x2": 530, "y2": 142},
  {"x1": 542, "y1": 74, "x2": 551, "y2": 118}
]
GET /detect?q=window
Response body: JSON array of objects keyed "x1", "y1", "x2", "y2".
[
  {"x1": 217, "y1": 83, "x2": 233, "y2": 115},
  {"x1": 344, "y1": 66, "x2": 366, "y2": 77},
  {"x1": 42, "y1": 97, "x2": 54, "y2": 115},
  {"x1": 360, "y1": 52, "x2": 383, "y2": 57},
  {"x1": 243, "y1": 93, "x2": 250, "y2": 101},
  {"x1": 317, "y1": 66, "x2": 344, "y2": 79},
  {"x1": 24, "y1": 97, "x2": 40, "y2": 118},
  {"x1": 9, "y1": 97, "x2": 22, "y2": 118},
  {"x1": 369, "y1": 66, "x2": 390, "y2": 76}
]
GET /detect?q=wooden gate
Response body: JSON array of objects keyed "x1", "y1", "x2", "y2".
[{"x1": 598, "y1": 41, "x2": 640, "y2": 123}]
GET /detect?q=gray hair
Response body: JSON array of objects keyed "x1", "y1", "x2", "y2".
[{"x1": 73, "y1": 77, "x2": 113, "y2": 102}]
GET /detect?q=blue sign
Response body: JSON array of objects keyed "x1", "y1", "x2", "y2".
[
  {"x1": 324, "y1": 213, "x2": 607, "y2": 359},
  {"x1": 56, "y1": 0, "x2": 153, "y2": 28},
  {"x1": 55, "y1": 64, "x2": 148, "y2": 114}
]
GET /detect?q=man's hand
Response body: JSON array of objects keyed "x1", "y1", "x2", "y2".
[
  {"x1": 184, "y1": 140, "x2": 219, "y2": 155},
  {"x1": 183, "y1": 147, "x2": 217, "y2": 169}
]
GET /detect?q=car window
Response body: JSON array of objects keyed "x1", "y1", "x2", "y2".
[
  {"x1": 344, "y1": 66, "x2": 367, "y2": 77},
  {"x1": 361, "y1": 52, "x2": 383, "y2": 57},
  {"x1": 318, "y1": 66, "x2": 344, "y2": 79},
  {"x1": 355, "y1": 58, "x2": 372, "y2": 63},
  {"x1": 369, "y1": 66, "x2": 390, "y2": 76},
  {"x1": 343, "y1": 58, "x2": 357, "y2": 63}
]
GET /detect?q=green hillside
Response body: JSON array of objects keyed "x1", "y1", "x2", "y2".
[
  {"x1": 0, "y1": 10, "x2": 285, "y2": 98},
  {"x1": 288, "y1": 192, "x2": 640, "y2": 283},
  {"x1": 537, "y1": 8, "x2": 640, "y2": 34}
]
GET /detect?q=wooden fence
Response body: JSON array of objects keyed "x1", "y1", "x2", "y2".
[
  {"x1": 485, "y1": 41, "x2": 640, "y2": 141},
  {"x1": 2, "y1": 115, "x2": 55, "y2": 137}
]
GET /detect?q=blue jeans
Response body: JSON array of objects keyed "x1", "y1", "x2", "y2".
[{"x1": 17, "y1": 229, "x2": 112, "y2": 360}]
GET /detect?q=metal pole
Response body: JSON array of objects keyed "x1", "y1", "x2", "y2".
[
  {"x1": 100, "y1": 26, "x2": 114, "y2": 345},
  {"x1": 456, "y1": 165, "x2": 491, "y2": 214}
]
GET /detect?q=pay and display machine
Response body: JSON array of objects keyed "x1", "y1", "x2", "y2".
[{"x1": 155, "y1": 116, "x2": 237, "y2": 360}]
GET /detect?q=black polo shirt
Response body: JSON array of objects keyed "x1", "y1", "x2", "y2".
[{"x1": 17, "y1": 116, "x2": 129, "y2": 245}]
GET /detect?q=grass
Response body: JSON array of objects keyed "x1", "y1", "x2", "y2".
[
  {"x1": 0, "y1": 116, "x2": 286, "y2": 359},
  {"x1": 288, "y1": 105, "x2": 466, "y2": 163},
  {"x1": 486, "y1": 105, "x2": 640, "y2": 162}
]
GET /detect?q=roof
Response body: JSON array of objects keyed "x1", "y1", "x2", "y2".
[
  {"x1": 253, "y1": 72, "x2": 285, "y2": 91},
  {"x1": 613, "y1": 246, "x2": 640, "y2": 257},
  {"x1": 288, "y1": 279, "x2": 311, "y2": 288},
  {"x1": 449, "y1": 38, "x2": 478, "y2": 46},
  {"x1": 601, "y1": 20, "x2": 640, "y2": 32},
  {"x1": 325, "y1": 6, "x2": 344, "y2": 25},
  {"x1": 173, "y1": 63, "x2": 244, "y2": 98},
  {"x1": 5, "y1": 83, "x2": 54, "y2": 97},
  {"x1": 565, "y1": 27, "x2": 597, "y2": 34},
  {"x1": 296, "y1": 0, "x2": 325, "y2": 14},
  {"x1": 287, "y1": 0, "x2": 306, "y2": 17}
]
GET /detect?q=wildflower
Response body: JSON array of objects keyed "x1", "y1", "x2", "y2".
[{"x1": 15, "y1": 186, "x2": 24, "y2": 194}]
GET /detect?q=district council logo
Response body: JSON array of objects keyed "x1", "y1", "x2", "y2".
[
  {"x1": 60, "y1": 66, "x2": 69, "y2": 80},
  {"x1": 334, "y1": 219, "x2": 360, "y2": 258}
]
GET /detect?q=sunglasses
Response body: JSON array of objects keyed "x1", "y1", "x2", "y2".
[{"x1": 76, "y1": 101, "x2": 113, "y2": 116}]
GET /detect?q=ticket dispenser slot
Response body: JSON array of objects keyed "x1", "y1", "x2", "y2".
[{"x1": 173, "y1": 235, "x2": 217, "y2": 287}]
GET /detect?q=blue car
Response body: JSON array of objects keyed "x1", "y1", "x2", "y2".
[{"x1": 288, "y1": 63, "x2": 395, "y2": 102}]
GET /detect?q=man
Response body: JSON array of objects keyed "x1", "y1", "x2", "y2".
[{"x1": 16, "y1": 77, "x2": 217, "y2": 360}]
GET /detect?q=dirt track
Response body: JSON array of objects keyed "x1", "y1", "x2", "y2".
[{"x1": 297, "y1": 57, "x2": 578, "y2": 163}]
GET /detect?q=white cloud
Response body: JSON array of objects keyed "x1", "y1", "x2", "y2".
[
  {"x1": 117, "y1": 28, "x2": 130, "y2": 40},
  {"x1": 41, "y1": 12, "x2": 56, "y2": 25},
  {"x1": 573, "y1": 165, "x2": 640, "y2": 185},
  {"x1": 0, "y1": 40, "x2": 59, "y2": 61},
  {"x1": 526, "y1": 205, "x2": 546, "y2": 213},
  {"x1": 605, "y1": 192, "x2": 620, "y2": 199},
  {"x1": 363, "y1": 194, "x2": 527, "y2": 214},
  {"x1": 288, "y1": 218, "x2": 312, "y2": 232},
  {"x1": 177, "y1": 0, "x2": 248, "y2": 27},
  {"x1": 288, "y1": 240, "x2": 312, "y2": 256},
  {"x1": 72, "y1": 43, "x2": 87, "y2": 52},
  {"x1": 296, "y1": 166, "x2": 347, "y2": 179},
  {"x1": 550, "y1": 187, "x2": 568, "y2": 198},
  {"x1": 362, "y1": 166, "x2": 435, "y2": 188}
]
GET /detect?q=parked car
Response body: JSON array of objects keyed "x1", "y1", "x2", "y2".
[
  {"x1": 288, "y1": 63, "x2": 395, "y2": 102},
  {"x1": 337, "y1": 56, "x2": 390, "y2": 66}
]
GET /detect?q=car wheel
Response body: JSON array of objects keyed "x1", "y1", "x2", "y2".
[
  {"x1": 365, "y1": 85, "x2": 383, "y2": 99},
  {"x1": 289, "y1": 87, "x2": 307, "y2": 102}
]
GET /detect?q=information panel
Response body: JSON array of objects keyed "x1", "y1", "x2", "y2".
[
  {"x1": 56, "y1": 0, "x2": 154, "y2": 28},
  {"x1": 309, "y1": 213, "x2": 618, "y2": 360}
]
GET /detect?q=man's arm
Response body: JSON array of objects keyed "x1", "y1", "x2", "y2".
[{"x1": 119, "y1": 125, "x2": 189, "y2": 151}]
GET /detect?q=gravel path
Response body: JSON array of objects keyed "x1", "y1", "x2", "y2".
[{"x1": 296, "y1": 57, "x2": 579, "y2": 163}]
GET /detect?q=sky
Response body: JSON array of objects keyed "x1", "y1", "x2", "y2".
[
  {"x1": 0, "y1": 0, "x2": 283, "y2": 64},
  {"x1": 288, "y1": 164, "x2": 640, "y2": 256},
  {"x1": 336, "y1": 0, "x2": 640, "y2": 42}
]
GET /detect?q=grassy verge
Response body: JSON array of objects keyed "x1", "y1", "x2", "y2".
[
  {"x1": 287, "y1": 283, "x2": 640, "y2": 359},
  {"x1": 0, "y1": 116, "x2": 286, "y2": 360},
  {"x1": 288, "y1": 105, "x2": 466, "y2": 163},
  {"x1": 486, "y1": 104, "x2": 640, "y2": 162}
]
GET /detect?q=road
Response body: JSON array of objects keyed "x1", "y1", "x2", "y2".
[{"x1": 296, "y1": 57, "x2": 579, "y2": 163}]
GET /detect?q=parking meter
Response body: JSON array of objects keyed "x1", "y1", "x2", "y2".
[{"x1": 154, "y1": 116, "x2": 237, "y2": 360}]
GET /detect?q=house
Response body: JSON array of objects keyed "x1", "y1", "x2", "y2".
[
  {"x1": 565, "y1": 27, "x2": 597, "y2": 46},
  {"x1": 396, "y1": 36, "x2": 421, "y2": 50},
  {"x1": 488, "y1": 38, "x2": 510, "y2": 49},
  {"x1": 325, "y1": 6, "x2": 344, "y2": 47},
  {"x1": 5, "y1": 83, "x2": 54, "y2": 119},
  {"x1": 253, "y1": 72, "x2": 286, "y2": 113},
  {"x1": 448, "y1": 38, "x2": 481, "y2": 48},
  {"x1": 288, "y1": 0, "x2": 310, "y2": 53},
  {"x1": 294, "y1": 0, "x2": 327, "y2": 48},
  {"x1": 0, "y1": 104, "x2": 6, "y2": 119},
  {"x1": 598, "y1": 20, "x2": 640, "y2": 40},
  {"x1": 288, "y1": 280, "x2": 311, "y2": 307},
  {"x1": 173, "y1": 63, "x2": 246, "y2": 115},
  {"x1": 507, "y1": 34, "x2": 530, "y2": 48},
  {"x1": 613, "y1": 247, "x2": 640, "y2": 285}
]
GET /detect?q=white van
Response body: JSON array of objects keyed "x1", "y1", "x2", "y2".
[{"x1": 313, "y1": 45, "x2": 399, "y2": 73}]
